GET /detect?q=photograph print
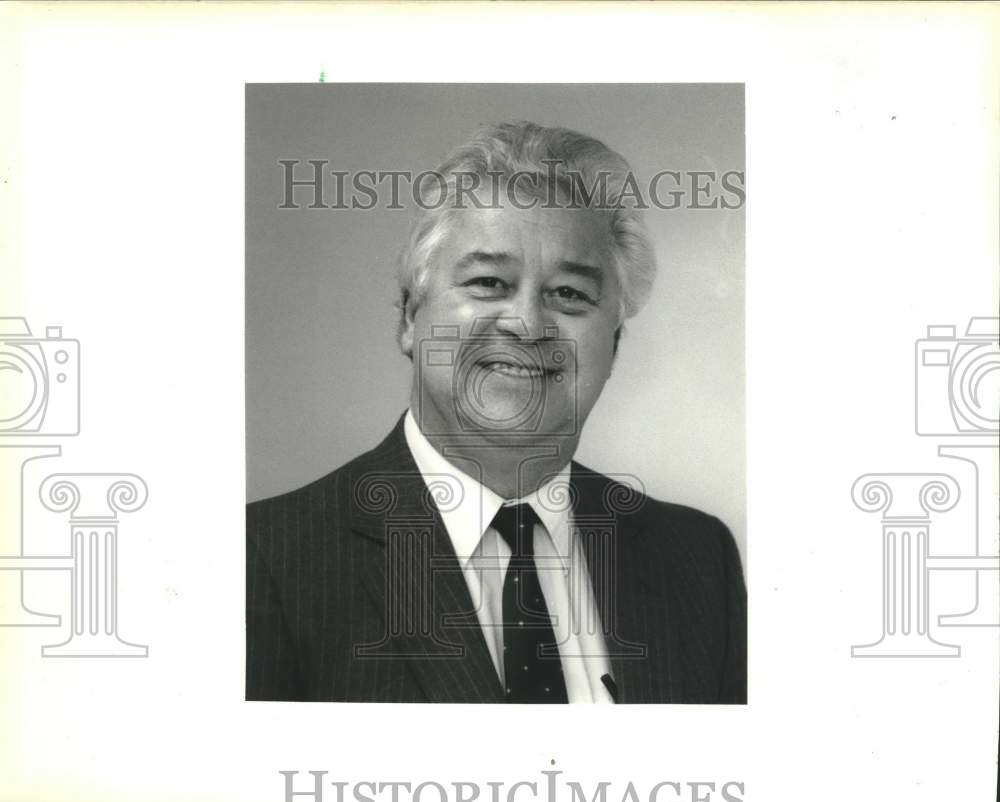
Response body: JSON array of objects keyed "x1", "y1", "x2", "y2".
[{"x1": 245, "y1": 83, "x2": 747, "y2": 704}]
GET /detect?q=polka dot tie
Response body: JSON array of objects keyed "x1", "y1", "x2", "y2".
[{"x1": 492, "y1": 503, "x2": 568, "y2": 704}]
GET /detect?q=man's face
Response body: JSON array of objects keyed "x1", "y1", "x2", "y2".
[{"x1": 402, "y1": 202, "x2": 621, "y2": 447}]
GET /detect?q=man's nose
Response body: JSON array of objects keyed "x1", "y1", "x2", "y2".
[{"x1": 494, "y1": 291, "x2": 550, "y2": 340}]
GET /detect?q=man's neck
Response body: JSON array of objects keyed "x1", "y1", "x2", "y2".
[
  {"x1": 409, "y1": 413, "x2": 577, "y2": 500},
  {"x1": 426, "y1": 439, "x2": 574, "y2": 500}
]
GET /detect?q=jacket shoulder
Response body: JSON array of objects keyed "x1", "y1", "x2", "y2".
[
  {"x1": 570, "y1": 460, "x2": 738, "y2": 558},
  {"x1": 247, "y1": 417, "x2": 409, "y2": 527}
]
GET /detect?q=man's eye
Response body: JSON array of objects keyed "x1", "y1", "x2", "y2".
[
  {"x1": 463, "y1": 276, "x2": 509, "y2": 296},
  {"x1": 470, "y1": 277, "x2": 503, "y2": 289},
  {"x1": 551, "y1": 286, "x2": 596, "y2": 305}
]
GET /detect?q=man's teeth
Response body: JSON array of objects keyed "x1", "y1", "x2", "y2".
[{"x1": 482, "y1": 361, "x2": 544, "y2": 376}]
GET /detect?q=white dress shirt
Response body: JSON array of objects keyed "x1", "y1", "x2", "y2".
[{"x1": 403, "y1": 410, "x2": 615, "y2": 703}]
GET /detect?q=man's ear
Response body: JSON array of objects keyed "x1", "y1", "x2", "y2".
[{"x1": 398, "y1": 290, "x2": 416, "y2": 359}]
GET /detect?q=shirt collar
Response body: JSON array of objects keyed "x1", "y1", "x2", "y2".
[{"x1": 402, "y1": 409, "x2": 573, "y2": 567}]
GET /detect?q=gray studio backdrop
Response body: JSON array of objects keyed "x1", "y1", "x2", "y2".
[{"x1": 246, "y1": 83, "x2": 746, "y2": 562}]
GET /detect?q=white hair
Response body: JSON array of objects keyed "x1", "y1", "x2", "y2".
[{"x1": 396, "y1": 121, "x2": 656, "y2": 343}]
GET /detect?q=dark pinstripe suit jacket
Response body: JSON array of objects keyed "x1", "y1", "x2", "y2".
[{"x1": 246, "y1": 416, "x2": 746, "y2": 703}]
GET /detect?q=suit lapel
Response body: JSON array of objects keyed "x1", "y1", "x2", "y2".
[
  {"x1": 348, "y1": 418, "x2": 504, "y2": 703},
  {"x1": 572, "y1": 464, "x2": 664, "y2": 704},
  {"x1": 342, "y1": 420, "x2": 670, "y2": 703}
]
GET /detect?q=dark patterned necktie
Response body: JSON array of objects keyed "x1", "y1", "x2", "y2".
[{"x1": 491, "y1": 503, "x2": 568, "y2": 703}]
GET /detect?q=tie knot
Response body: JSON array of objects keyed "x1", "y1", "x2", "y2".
[{"x1": 490, "y1": 503, "x2": 539, "y2": 557}]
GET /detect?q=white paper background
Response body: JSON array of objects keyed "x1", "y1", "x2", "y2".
[{"x1": 1, "y1": 4, "x2": 997, "y2": 802}]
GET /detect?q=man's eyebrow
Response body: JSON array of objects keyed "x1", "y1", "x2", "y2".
[
  {"x1": 454, "y1": 251, "x2": 516, "y2": 271},
  {"x1": 557, "y1": 261, "x2": 605, "y2": 286}
]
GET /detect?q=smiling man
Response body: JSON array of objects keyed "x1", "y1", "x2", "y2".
[{"x1": 246, "y1": 121, "x2": 747, "y2": 704}]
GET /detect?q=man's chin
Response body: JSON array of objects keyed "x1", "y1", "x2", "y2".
[
  {"x1": 415, "y1": 392, "x2": 580, "y2": 445},
  {"x1": 451, "y1": 411, "x2": 577, "y2": 446}
]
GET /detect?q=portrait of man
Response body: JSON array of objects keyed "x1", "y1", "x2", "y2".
[{"x1": 246, "y1": 86, "x2": 746, "y2": 704}]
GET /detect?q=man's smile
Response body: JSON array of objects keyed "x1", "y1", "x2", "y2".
[{"x1": 472, "y1": 354, "x2": 562, "y2": 379}]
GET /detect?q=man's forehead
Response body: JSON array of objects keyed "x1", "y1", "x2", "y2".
[{"x1": 441, "y1": 204, "x2": 614, "y2": 265}]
